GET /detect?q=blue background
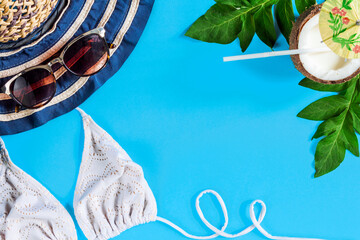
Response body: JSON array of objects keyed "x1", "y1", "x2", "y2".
[{"x1": 2, "y1": 0, "x2": 359, "y2": 239}]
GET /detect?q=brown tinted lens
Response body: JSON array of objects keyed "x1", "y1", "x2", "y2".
[
  {"x1": 10, "y1": 68, "x2": 56, "y2": 108},
  {"x1": 63, "y1": 33, "x2": 109, "y2": 76}
]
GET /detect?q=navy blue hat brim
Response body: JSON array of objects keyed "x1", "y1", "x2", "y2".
[{"x1": 0, "y1": 0, "x2": 154, "y2": 135}]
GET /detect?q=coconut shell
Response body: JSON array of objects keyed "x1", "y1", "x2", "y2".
[{"x1": 289, "y1": 4, "x2": 360, "y2": 84}]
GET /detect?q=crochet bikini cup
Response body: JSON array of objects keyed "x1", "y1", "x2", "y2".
[
  {"x1": 74, "y1": 108, "x2": 157, "y2": 240},
  {"x1": 0, "y1": 139, "x2": 77, "y2": 240},
  {"x1": 0, "y1": 109, "x2": 325, "y2": 240}
]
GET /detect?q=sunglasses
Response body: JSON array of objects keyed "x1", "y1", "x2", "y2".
[{"x1": 1, "y1": 27, "x2": 114, "y2": 112}]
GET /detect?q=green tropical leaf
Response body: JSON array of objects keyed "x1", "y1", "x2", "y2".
[
  {"x1": 238, "y1": 14, "x2": 256, "y2": 52},
  {"x1": 275, "y1": 0, "x2": 295, "y2": 42},
  {"x1": 254, "y1": 5, "x2": 277, "y2": 48},
  {"x1": 350, "y1": 104, "x2": 360, "y2": 133},
  {"x1": 185, "y1": 0, "x2": 281, "y2": 49},
  {"x1": 295, "y1": 0, "x2": 316, "y2": 14},
  {"x1": 314, "y1": 131, "x2": 346, "y2": 178},
  {"x1": 341, "y1": 113, "x2": 359, "y2": 156},
  {"x1": 297, "y1": 95, "x2": 349, "y2": 121},
  {"x1": 299, "y1": 76, "x2": 360, "y2": 177},
  {"x1": 312, "y1": 116, "x2": 342, "y2": 139},
  {"x1": 186, "y1": 0, "x2": 321, "y2": 50},
  {"x1": 299, "y1": 77, "x2": 353, "y2": 92},
  {"x1": 314, "y1": 112, "x2": 358, "y2": 178},
  {"x1": 312, "y1": 111, "x2": 358, "y2": 178},
  {"x1": 185, "y1": 4, "x2": 243, "y2": 44},
  {"x1": 215, "y1": 0, "x2": 251, "y2": 7}
]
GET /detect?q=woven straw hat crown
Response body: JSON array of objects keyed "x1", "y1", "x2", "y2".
[{"x1": 0, "y1": 0, "x2": 58, "y2": 43}]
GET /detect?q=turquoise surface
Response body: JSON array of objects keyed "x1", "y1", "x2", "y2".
[{"x1": 2, "y1": 0, "x2": 358, "y2": 239}]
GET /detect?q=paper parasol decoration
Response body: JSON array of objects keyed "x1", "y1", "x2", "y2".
[{"x1": 319, "y1": 0, "x2": 360, "y2": 59}]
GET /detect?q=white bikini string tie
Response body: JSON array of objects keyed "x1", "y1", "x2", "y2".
[
  {"x1": 157, "y1": 190, "x2": 233, "y2": 240},
  {"x1": 156, "y1": 190, "x2": 325, "y2": 240}
]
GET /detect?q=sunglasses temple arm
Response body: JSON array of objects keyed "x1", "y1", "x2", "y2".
[
  {"x1": 108, "y1": 43, "x2": 117, "y2": 49},
  {"x1": 0, "y1": 82, "x2": 8, "y2": 93},
  {"x1": 15, "y1": 105, "x2": 21, "y2": 113},
  {"x1": 0, "y1": 85, "x2": 22, "y2": 113}
]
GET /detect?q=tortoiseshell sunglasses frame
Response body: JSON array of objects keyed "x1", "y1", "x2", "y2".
[{"x1": 1, "y1": 27, "x2": 115, "y2": 112}]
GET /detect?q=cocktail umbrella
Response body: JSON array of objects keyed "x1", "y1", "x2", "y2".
[{"x1": 319, "y1": 0, "x2": 360, "y2": 59}]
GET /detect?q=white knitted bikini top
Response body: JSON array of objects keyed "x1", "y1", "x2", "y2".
[
  {"x1": 0, "y1": 138, "x2": 77, "y2": 240},
  {"x1": 0, "y1": 108, "x2": 326, "y2": 240}
]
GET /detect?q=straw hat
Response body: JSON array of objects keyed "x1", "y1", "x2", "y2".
[
  {"x1": 0, "y1": 0, "x2": 154, "y2": 135},
  {"x1": 0, "y1": 0, "x2": 58, "y2": 43}
]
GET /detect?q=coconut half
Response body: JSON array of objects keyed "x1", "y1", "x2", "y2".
[{"x1": 290, "y1": 4, "x2": 360, "y2": 84}]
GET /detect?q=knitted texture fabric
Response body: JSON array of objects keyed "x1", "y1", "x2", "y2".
[
  {"x1": 0, "y1": 138, "x2": 77, "y2": 239},
  {"x1": 74, "y1": 108, "x2": 157, "y2": 240}
]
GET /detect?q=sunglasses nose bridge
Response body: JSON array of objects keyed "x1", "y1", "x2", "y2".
[
  {"x1": 48, "y1": 58, "x2": 64, "y2": 74},
  {"x1": 48, "y1": 57, "x2": 62, "y2": 67}
]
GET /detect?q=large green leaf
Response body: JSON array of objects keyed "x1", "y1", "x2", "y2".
[
  {"x1": 275, "y1": 0, "x2": 295, "y2": 42},
  {"x1": 341, "y1": 113, "x2": 359, "y2": 157},
  {"x1": 238, "y1": 14, "x2": 255, "y2": 52},
  {"x1": 350, "y1": 104, "x2": 360, "y2": 133},
  {"x1": 299, "y1": 78, "x2": 354, "y2": 92},
  {"x1": 254, "y1": 5, "x2": 277, "y2": 48},
  {"x1": 185, "y1": 0, "x2": 280, "y2": 51},
  {"x1": 297, "y1": 95, "x2": 349, "y2": 121},
  {"x1": 185, "y1": 4, "x2": 243, "y2": 44},
  {"x1": 295, "y1": 0, "x2": 316, "y2": 14},
  {"x1": 299, "y1": 76, "x2": 360, "y2": 177},
  {"x1": 312, "y1": 116, "x2": 342, "y2": 139},
  {"x1": 215, "y1": 0, "x2": 252, "y2": 6},
  {"x1": 186, "y1": 0, "x2": 318, "y2": 50},
  {"x1": 314, "y1": 112, "x2": 358, "y2": 177},
  {"x1": 314, "y1": 131, "x2": 346, "y2": 178}
]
